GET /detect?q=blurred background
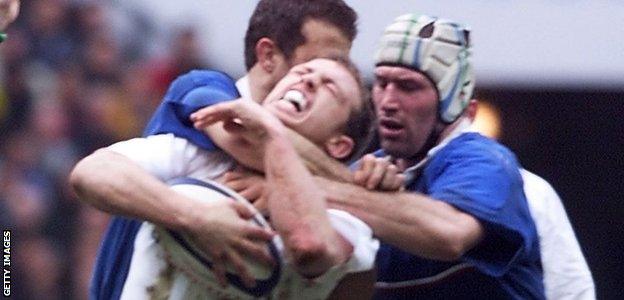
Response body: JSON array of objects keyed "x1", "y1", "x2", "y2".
[{"x1": 0, "y1": 0, "x2": 622, "y2": 299}]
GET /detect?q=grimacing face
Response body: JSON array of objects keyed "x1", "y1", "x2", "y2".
[
  {"x1": 373, "y1": 65, "x2": 439, "y2": 159},
  {"x1": 264, "y1": 58, "x2": 361, "y2": 150}
]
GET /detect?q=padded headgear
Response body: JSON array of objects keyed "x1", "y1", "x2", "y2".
[{"x1": 374, "y1": 14, "x2": 475, "y2": 123}]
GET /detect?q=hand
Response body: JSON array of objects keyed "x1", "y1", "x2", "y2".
[
  {"x1": 353, "y1": 154, "x2": 405, "y2": 191},
  {"x1": 190, "y1": 100, "x2": 285, "y2": 147},
  {"x1": 220, "y1": 167, "x2": 269, "y2": 216},
  {"x1": 0, "y1": 0, "x2": 20, "y2": 31},
  {"x1": 183, "y1": 199, "x2": 275, "y2": 288}
]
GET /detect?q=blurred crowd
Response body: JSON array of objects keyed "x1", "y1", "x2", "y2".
[{"x1": 0, "y1": 1, "x2": 209, "y2": 298}]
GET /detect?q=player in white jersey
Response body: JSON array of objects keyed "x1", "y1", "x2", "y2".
[{"x1": 71, "y1": 57, "x2": 379, "y2": 299}]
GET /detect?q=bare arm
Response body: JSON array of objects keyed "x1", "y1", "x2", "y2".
[
  {"x1": 316, "y1": 176, "x2": 484, "y2": 261},
  {"x1": 70, "y1": 149, "x2": 196, "y2": 230},
  {"x1": 194, "y1": 107, "x2": 352, "y2": 182},
  {"x1": 203, "y1": 122, "x2": 265, "y2": 172},
  {"x1": 192, "y1": 100, "x2": 353, "y2": 277},
  {"x1": 264, "y1": 129, "x2": 352, "y2": 277},
  {"x1": 69, "y1": 148, "x2": 274, "y2": 286}
]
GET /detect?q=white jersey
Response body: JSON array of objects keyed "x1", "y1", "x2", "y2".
[
  {"x1": 106, "y1": 134, "x2": 378, "y2": 299},
  {"x1": 522, "y1": 170, "x2": 595, "y2": 300}
]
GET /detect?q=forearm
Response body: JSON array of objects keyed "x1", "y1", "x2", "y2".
[
  {"x1": 69, "y1": 149, "x2": 193, "y2": 231},
  {"x1": 204, "y1": 125, "x2": 265, "y2": 172},
  {"x1": 265, "y1": 131, "x2": 350, "y2": 276},
  {"x1": 317, "y1": 177, "x2": 483, "y2": 261},
  {"x1": 206, "y1": 124, "x2": 353, "y2": 181}
]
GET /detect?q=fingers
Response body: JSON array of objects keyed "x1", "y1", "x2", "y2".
[
  {"x1": 190, "y1": 102, "x2": 239, "y2": 129},
  {"x1": 225, "y1": 250, "x2": 256, "y2": 288},
  {"x1": 243, "y1": 223, "x2": 275, "y2": 242},
  {"x1": 223, "y1": 171, "x2": 265, "y2": 202},
  {"x1": 233, "y1": 238, "x2": 275, "y2": 267},
  {"x1": 207, "y1": 249, "x2": 229, "y2": 288},
  {"x1": 353, "y1": 155, "x2": 405, "y2": 191},
  {"x1": 366, "y1": 156, "x2": 391, "y2": 189},
  {"x1": 353, "y1": 154, "x2": 376, "y2": 186},
  {"x1": 379, "y1": 164, "x2": 399, "y2": 190},
  {"x1": 231, "y1": 201, "x2": 256, "y2": 219},
  {"x1": 252, "y1": 195, "x2": 269, "y2": 215}
]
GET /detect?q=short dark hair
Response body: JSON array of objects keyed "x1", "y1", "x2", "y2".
[
  {"x1": 329, "y1": 57, "x2": 375, "y2": 163},
  {"x1": 244, "y1": 0, "x2": 358, "y2": 70}
]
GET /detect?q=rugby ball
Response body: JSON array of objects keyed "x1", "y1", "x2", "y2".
[{"x1": 154, "y1": 177, "x2": 281, "y2": 298}]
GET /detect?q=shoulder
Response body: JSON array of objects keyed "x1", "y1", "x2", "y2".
[
  {"x1": 431, "y1": 133, "x2": 521, "y2": 175},
  {"x1": 164, "y1": 69, "x2": 239, "y2": 102}
]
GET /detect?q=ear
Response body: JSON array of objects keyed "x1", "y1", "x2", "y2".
[
  {"x1": 324, "y1": 135, "x2": 355, "y2": 160},
  {"x1": 255, "y1": 37, "x2": 282, "y2": 73},
  {"x1": 465, "y1": 99, "x2": 478, "y2": 122}
]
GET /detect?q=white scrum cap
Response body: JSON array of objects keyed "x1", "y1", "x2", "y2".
[{"x1": 374, "y1": 14, "x2": 475, "y2": 123}]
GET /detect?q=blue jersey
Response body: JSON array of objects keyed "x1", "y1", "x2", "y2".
[
  {"x1": 89, "y1": 70, "x2": 239, "y2": 300},
  {"x1": 372, "y1": 133, "x2": 544, "y2": 299}
]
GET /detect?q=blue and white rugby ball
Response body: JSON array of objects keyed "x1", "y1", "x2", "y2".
[{"x1": 155, "y1": 177, "x2": 281, "y2": 298}]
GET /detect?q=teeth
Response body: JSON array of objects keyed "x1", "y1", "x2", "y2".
[{"x1": 281, "y1": 90, "x2": 307, "y2": 112}]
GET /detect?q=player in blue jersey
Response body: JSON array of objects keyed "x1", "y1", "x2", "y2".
[{"x1": 298, "y1": 14, "x2": 546, "y2": 299}]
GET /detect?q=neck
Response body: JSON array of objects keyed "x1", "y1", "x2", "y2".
[
  {"x1": 398, "y1": 116, "x2": 470, "y2": 168},
  {"x1": 247, "y1": 66, "x2": 276, "y2": 103}
]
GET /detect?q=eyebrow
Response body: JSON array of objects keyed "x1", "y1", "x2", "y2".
[{"x1": 324, "y1": 76, "x2": 349, "y2": 104}]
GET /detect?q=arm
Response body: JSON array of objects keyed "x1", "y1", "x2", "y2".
[
  {"x1": 316, "y1": 176, "x2": 483, "y2": 261},
  {"x1": 264, "y1": 129, "x2": 352, "y2": 277},
  {"x1": 69, "y1": 141, "x2": 274, "y2": 286},
  {"x1": 203, "y1": 122, "x2": 265, "y2": 172},
  {"x1": 70, "y1": 149, "x2": 197, "y2": 230},
  {"x1": 192, "y1": 100, "x2": 353, "y2": 277},
  {"x1": 193, "y1": 107, "x2": 353, "y2": 182}
]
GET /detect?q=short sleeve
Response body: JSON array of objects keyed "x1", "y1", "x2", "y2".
[
  {"x1": 143, "y1": 70, "x2": 240, "y2": 150},
  {"x1": 326, "y1": 209, "x2": 379, "y2": 273},
  {"x1": 107, "y1": 134, "x2": 194, "y2": 181},
  {"x1": 425, "y1": 136, "x2": 536, "y2": 277}
]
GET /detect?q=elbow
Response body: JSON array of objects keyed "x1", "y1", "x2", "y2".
[
  {"x1": 435, "y1": 220, "x2": 484, "y2": 261},
  {"x1": 69, "y1": 149, "x2": 109, "y2": 199},
  {"x1": 289, "y1": 234, "x2": 331, "y2": 275},
  {"x1": 69, "y1": 157, "x2": 90, "y2": 198},
  {"x1": 435, "y1": 237, "x2": 471, "y2": 261}
]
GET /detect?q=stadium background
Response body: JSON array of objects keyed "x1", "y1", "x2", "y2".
[{"x1": 0, "y1": 0, "x2": 622, "y2": 299}]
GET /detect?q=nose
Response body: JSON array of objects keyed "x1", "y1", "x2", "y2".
[
  {"x1": 376, "y1": 83, "x2": 400, "y2": 114},
  {"x1": 301, "y1": 72, "x2": 321, "y2": 91}
]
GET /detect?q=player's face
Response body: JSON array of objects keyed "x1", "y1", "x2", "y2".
[
  {"x1": 272, "y1": 19, "x2": 352, "y2": 81},
  {"x1": 264, "y1": 58, "x2": 361, "y2": 146},
  {"x1": 372, "y1": 65, "x2": 439, "y2": 159}
]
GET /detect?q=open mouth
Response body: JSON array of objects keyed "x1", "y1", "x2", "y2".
[
  {"x1": 379, "y1": 118, "x2": 404, "y2": 136},
  {"x1": 280, "y1": 90, "x2": 308, "y2": 113},
  {"x1": 380, "y1": 119, "x2": 403, "y2": 130}
]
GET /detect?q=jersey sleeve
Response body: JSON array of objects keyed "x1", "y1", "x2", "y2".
[
  {"x1": 425, "y1": 137, "x2": 537, "y2": 277},
  {"x1": 106, "y1": 134, "x2": 196, "y2": 181},
  {"x1": 327, "y1": 209, "x2": 379, "y2": 273},
  {"x1": 142, "y1": 70, "x2": 240, "y2": 151}
]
